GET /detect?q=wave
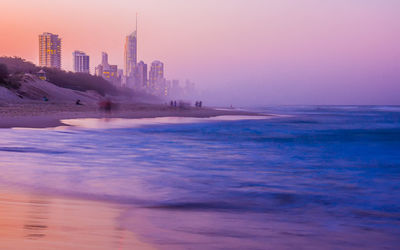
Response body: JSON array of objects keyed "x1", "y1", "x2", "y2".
[{"x1": 0, "y1": 146, "x2": 67, "y2": 154}]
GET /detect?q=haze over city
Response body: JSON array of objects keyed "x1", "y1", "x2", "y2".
[{"x1": 1, "y1": 0, "x2": 399, "y2": 105}]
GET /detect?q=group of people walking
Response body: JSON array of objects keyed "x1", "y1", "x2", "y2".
[
  {"x1": 195, "y1": 101, "x2": 203, "y2": 108},
  {"x1": 169, "y1": 100, "x2": 203, "y2": 108}
]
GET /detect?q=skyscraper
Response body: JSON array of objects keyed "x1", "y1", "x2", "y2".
[
  {"x1": 101, "y1": 52, "x2": 108, "y2": 66},
  {"x1": 72, "y1": 51, "x2": 90, "y2": 73},
  {"x1": 124, "y1": 15, "x2": 138, "y2": 78},
  {"x1": 149, "y1": 60, "x2": 165, "y2": 93},
  {"x1": 136, "y1": 61, "x2": 147, "y2": 88},
  {"x1": 95, "y1": 52, "x2": 120, "y2": 86},
  {"x1": 39, "y1": 32, "x2": 61, "y2": 69}
]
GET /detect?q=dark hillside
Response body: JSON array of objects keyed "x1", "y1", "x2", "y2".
[{"x1": 0, "y1": 57, "x2": 117, "y2": 96}]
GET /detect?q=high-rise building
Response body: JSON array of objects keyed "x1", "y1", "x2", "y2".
[
  {"x1": 149, "y1": 60, "x2": 164, "y2": 89},
  {"x1": 124, "y1": 16, "x2": 138, "y2": 78},
  {"x1": 136, "y1": 61, "x2": 147, "y2": 88},
  {"x1": 164, "y1": 80, "x2": 172, "y2": 97},
  {"x1": 101, "y1": 52, "x2": 108, "y2": 66},
  {"x1": 72, "y1": 51, "x2": 90, "y2": 73},
  {"x1": 39, "y1": 32, "x2": 61, "y2": 69},
  {"x1": 95, "y1": 52, "x2": 120, "y2": 86}
]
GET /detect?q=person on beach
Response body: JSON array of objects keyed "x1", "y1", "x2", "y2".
[{"x1": 99, "y1": 99, "x2": 113, "y2": 113}]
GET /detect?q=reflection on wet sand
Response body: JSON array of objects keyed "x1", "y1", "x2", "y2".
[
  {"x1": 0, "y1": 192, "x2": 153, "y2": 250},
  {"x1": 23, "y1": 198, "x2": 49, "y2": 240}
]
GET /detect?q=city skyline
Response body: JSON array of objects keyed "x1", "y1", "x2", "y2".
[
  {"x1": 1, "y1": 0, "x2": 399, "y2": 105},
  {"x1": 36, "y1": 19, "x2": 192, "y2": 98}
]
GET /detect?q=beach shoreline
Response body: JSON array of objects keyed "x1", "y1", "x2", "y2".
[{"x1": 0, "y1": 103, "x2": 265, "y2": 129}]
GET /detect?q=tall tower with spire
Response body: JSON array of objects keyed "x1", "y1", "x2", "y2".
[{"x1": 124, "y1": 14, "x2": 138, "y2": 79}]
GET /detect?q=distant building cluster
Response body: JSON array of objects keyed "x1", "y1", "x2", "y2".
[{"x1": 38, "y1": 17, "x2": 197, "y2": 99}]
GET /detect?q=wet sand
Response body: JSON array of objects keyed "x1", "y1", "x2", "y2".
[
  {"x1": 0, "y1": 103, "x2": 263, "y2": 128},
  {"x1": 0, "y1": 189, "x2": 154, "y2": 250}
]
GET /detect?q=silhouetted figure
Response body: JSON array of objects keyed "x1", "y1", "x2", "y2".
[
  {"x1": 76, "y1": 99, "x2": 82, "y2": 105},
  {"x1": 199, "y1": 101, "x2": 202, "y2": 108},
  {"x1": 99, "y1": 99, "x2": 113, "y2": 113},
  {"x1": 104, "y1": 100, "x2": 112, "y2": 112},
  {"x1": 174, "y1": 101, "x2": 177, "y2": 107},
  {"x1": 170, "y1": 100, "x2": 174, "y2": 107}
]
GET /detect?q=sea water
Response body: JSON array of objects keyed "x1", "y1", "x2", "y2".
[{"x1": 0, "y1": 106, "x2": 399, "y2": 249}]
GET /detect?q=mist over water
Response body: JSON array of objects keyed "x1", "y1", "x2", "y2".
[{"x1": 0, "y1": 106, "x2": 399, "y2": 249}]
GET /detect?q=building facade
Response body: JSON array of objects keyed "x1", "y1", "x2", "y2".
[
  {"x1": 95, "y1": 52, "x2": 120, "y2": 86},
  {"x1": 149, "y1": 60, "x2": 164, "y2": 88},
  {"x1": 72, "y1": 51, "x2": 90, "y2": 73},
  {"x1": 39, "y1": 32, "x2": 62, "y2": 69},
  {"x1": 136, "y1": 61, "x2": 147, "y2": 88},
  {"x1": 124, "y1": 31, "x2": 137, "y2": 78}
]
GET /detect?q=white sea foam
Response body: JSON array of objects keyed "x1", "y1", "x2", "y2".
[{"x1": 60, "y1": 115, "x2": 270, "y2": 129}]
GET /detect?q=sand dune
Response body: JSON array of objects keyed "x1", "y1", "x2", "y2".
[{"x1": 0, "y1": 74, "x2": 101, "y2": 105}]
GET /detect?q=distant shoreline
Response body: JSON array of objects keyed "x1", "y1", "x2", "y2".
[{"x1": 0, "y1": 103, "x2": 266, "y2": 129}]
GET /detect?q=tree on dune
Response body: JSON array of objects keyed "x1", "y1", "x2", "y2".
[{"x1": 0, "y1": 64, "x2": 8, "y2": 83}]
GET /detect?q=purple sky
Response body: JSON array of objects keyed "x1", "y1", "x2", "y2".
[{"x1": 1, "y1": 0, "x2": 399, "y2": 105}]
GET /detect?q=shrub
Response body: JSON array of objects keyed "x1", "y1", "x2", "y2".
[
  {"x1": 44, "y1": 68, "x2": 118, "y2": 96},
  {"x1": 0, "y1": 57, "x2": 37, "y2": 74},
  {"x1": 0, "y1": 64, "x2": 8, "y2": 83}
]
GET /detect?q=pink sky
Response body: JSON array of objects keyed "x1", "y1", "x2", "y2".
[{"x1": 1, "y1": 0, "x2": 399, "y2": 105}]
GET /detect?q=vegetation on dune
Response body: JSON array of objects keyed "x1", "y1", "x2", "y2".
[
  {"x1": 0, "y1": 57, "x2": 37, "y2": 75},
  {"x1": 0, "y1": 64, "x2": 8, "y2": 82},
  {"x1": 44, "y1": 68, "x2": 117, "y2": 96},
  {"x1": 0, "y1": 63, "x2": 22, "y2": 89},
  {"x1": 0, "y1": 57, "x2": 117, "y2": 96}
]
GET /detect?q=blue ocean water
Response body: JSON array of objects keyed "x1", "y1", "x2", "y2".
[{"x1": 0, "y1": 106, "x2": 399, "y2": 249}]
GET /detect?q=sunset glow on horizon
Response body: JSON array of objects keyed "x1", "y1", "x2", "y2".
[{"x1": 1, "y1": 0, "x2": 399, "y2": 105}]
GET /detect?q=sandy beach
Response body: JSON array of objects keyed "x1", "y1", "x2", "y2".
[
  {"x1": 0, "y1": 103, "x2": 263, "y2": 128},
  {"x1": 0, "y1": 188, "x2": 154, "y2": 250}
]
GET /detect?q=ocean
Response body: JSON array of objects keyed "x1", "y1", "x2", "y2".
[{"x1": 0, "y1": 106, "x2": 399, "y2": 249}]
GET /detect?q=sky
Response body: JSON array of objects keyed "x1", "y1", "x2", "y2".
[{"x1": 0, "y1": 0, "x2": 399, "y2": 105}]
